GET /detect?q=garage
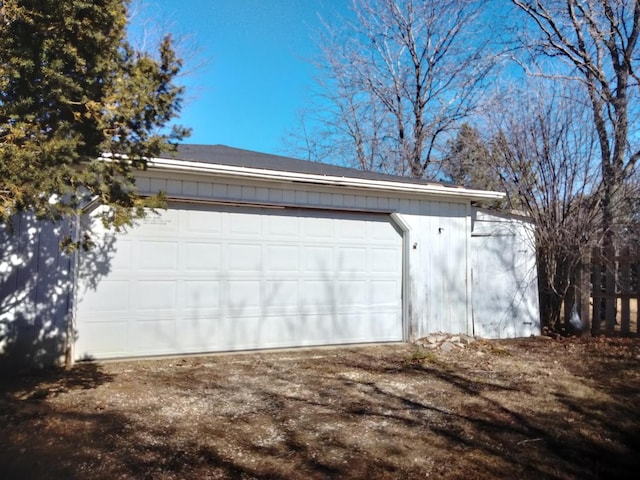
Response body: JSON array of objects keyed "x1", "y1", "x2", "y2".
[
  {"x1": 75, "y1": 202, "x2": 403, "y2": 359},
  {"x1": 2, "y1": 144, "x2": 528, "y2": 369}
]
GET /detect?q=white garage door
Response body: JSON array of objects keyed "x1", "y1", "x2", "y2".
[{"x1": 75, "y1": 203, "x2": 403, "y2": 359}]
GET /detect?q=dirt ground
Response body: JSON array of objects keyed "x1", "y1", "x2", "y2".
[{"x1": 1, "y1": 337, "x2": 639, "y2": 480}]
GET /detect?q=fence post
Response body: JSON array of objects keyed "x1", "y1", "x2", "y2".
[
  {"x1": 605, "y1": 246, "x2": 617, "y2": 335},
  {"x1": 578, "y1": 255, "x2": 591, "y2": 335},
  {"x1": 592, "y1": 247, "x2": 602, "y2": 335},
  {"x1": 620, "y1": 246, "x2": 631, "y2": 335},
  {"x1": 636, "y1": 260, "x2": 640, "y2": 337}
]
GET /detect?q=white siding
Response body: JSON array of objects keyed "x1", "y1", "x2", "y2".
[
  {"x1": 399, "y1": 201, "x2": 470, "y2": 339},
  {"x1": 0, "y1": 215, "x2": 72, "y2": 370},
  {"x1": 471, "y1": 209, "x2": 540, "y2": 338}
]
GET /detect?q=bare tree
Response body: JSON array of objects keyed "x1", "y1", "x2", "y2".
[
  {"x1": 446, "y1": 79, "x2": 604, "y2": 328},
  {"x1": 511, "y1": 0, "x2": 640, "y2": 246},
  {"x1": 487, "y1": 81, "x2": 604, "y2": 328},
  {"x1": 290, "y1": 0, "x2": 496, "y2": 178}
]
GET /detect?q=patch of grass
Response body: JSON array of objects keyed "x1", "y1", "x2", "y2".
[
  {"x1": 27, "y1": 388, "x2": 50, "y2": 400},
  {"x1": 488, "y1": 344, "x2": 512, "y2": 357},
  {"x1": 405, "y1": 348, "x2": 438, "y2": 364}
]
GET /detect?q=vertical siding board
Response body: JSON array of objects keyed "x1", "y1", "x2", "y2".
[
  {"x1": 256, "y1": 187, "x2": 270, "y2": 202},
  {"x1": 213, "y1": 183, "x2": 228, "y2": 199},
  {"x1": 465, "y1": 202, "x2": 473, "y2": 335},
  {"x1": 331, "y1": 194, "x2": 344, "y2": 208},
  {"x1": 197, "y1": 182, "x2": 213, "y2": 197},
  {"x1": 149, "y1": 178, "x2": 167, "y2": 193},
  {"x1": 451, "y1": 203, "x2": 468, "y2": 334},
  {"x1": 228, "y1": 184, "x2": 242, "y2": 200},
  {"x1": 167, "y1": 179, "x2": 182, "y2": 196},
  {"x1": 136, "y1": 177, "x2": 151, "y2": 195},
  {"x1": 1, "y1": 214, "x2": 71, "y2": 369},
  {"x1": 269, "y1": 188, "x2": 284, "y2": 203},
  {"x1": 424, "y1": 200, "x2": 436, "y2": 335},
  {"x1": 343, "y1": 195, "x2": 355, "y2": 208},
  {"x1": 308, "y1": 191, "x2": 320, "y2": 206},
  {"x1": 241, "y1": 186, "x2": 256, "y2": 202},
  {"x1": 183, "y1": 181, "x2": 198, "y2": 196},
  {"x1": 295, "y1": 190, "x2": 308, "y2": 204},
  {"x1": 283, "y1": 189, "x2": 296, "y2": 204}
]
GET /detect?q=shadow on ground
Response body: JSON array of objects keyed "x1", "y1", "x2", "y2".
[{"x1": 0, "y1": 340, "x2": 639, "y2": 479}]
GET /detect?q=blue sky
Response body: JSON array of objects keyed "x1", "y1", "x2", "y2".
[{"x1": 130, "y1": 0, "x2": 348, "y2": 156}]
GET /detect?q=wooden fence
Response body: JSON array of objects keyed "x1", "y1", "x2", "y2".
[{"x1": 574, "y1": 247, "x2": 640, "y2": 336}]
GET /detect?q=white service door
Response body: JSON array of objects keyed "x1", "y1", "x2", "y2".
[
  {"x1": 471, "y1": 233, "x2": 539, "y2": 338},
  {"x1": 75, "y1": 203, "x2": 403, "y2": 359}
]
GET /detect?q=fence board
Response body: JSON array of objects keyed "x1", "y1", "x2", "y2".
[
  {"x1": 620, "y1": 247, "x2": 631, "y2": 335},
  {"x1": 591, "y1": 247, "x2": 602, "y2": 334},
  {"x1": 579, "y1": 259, "x2": 591, "y2": 332},
  {"x1": 589, "y1": 246, "x2": 640, "y2": 337},
  {"x1": 605, "y1": 246, "x2": 616, "y2": 335}
]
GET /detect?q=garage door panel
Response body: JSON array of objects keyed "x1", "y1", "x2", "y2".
[
  {"x1": 227, "y1": 279, "x2": 261, "y2": 311},
  {"x1": 267, "y1": 245, "x2": 299, "y2": 271},
  {"x1": 183, "y1": 280, "x2": 221, "y2": 308},
  {"x1": 338, "y1": 219, "x2": 368, "y2": 240},
  {"x1": 371, "y1": 248, "x2": 400, "y2": 273},
  {"x1": 303, "y1": 246, "x2": 334, "y2": 272},
  {"x1": 176, "y1": 316, "x2": 219, "y2": 350},
  {"x1": 140, "y1": 210, "x2": 179, "y2": 233},
  {"x1": 132, "y1": 318, "x2": 176, "y2": 352},
  {"x1": 371, "y1": 280, "x2": 401, "y2": 306},
  {"x1": 259, "y1": 316, "x2": 299, "y2": 347},
  {"x1": 336, "y1": 247, "x2": 367, "y2": 274},
  {"x1": 303, "y1": 217, "x2": 333, "y2": 239},
  {"x1": 136, "y1": 280, "x2": 177, "y2": 310},
  {"x1": 185, "y1": 243, "x2": 222, "y2": 271},
  {"x1": 368, "y1": 219, "x2": 401, "y2": 241},
  {"x1": 332, "y1": 312, "x2": 368, "y2": 342},
  {"x1": 217, "y1": 315, "x2": 261, "y2": 349},
  {"x1": 108, "y1": 240, "x2": 132, "y2": 272},
  {"x1": 230, "y1": 212, "x2": 262, "y2": 235},
  {"x1": 369, "y1": 311, "x2": 403, "y2": 339},
  {"x1": 298, "y1": 315, "x2": 333, "y2": 344},
  {"x1": 301, "y1": 280, "x2": 335, "y2": 308},
  {"x1": 337, "y1": 280, "x2": 367, "y2": 305},
  {"x1": 264, "y1": 280, "x2": 298, "y2": 308},
  {"x1": 228, "y1": 244, "x2": 262, "y2": 272},
  {"x1": 184, "y1": 209, "x2": 222, "y2": 233},
  {"x1": 265, "y1": 214, "x2": 299, "y2": 236},
  {"x1": 138, "y1": 242, "x2": 179, "y2": 271},
  {"x1": 80, "y1": 280, "x2": 131, "y2": 313},
  {"x1": 76, "y1": 321, "x2": 129, "y2": 359},
  {"x1": 76, "y1": 204, "x2": 403, "y2": 359}
]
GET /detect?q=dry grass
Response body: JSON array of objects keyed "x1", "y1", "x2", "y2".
[{"x1": 1, "y1": 337, "x2": 639, "y2": 479}]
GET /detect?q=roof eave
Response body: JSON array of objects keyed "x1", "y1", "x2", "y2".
[{"x1": 147, "y1": 157, "x2": 506, "y2": 202}]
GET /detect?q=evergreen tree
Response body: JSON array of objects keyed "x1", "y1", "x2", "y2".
[
  {"x1": 442, "y1": 123, "x2": 493, "y2": 189},
  {"x1": 0, "y1": 0, "x2": 189, "y2": 238}
]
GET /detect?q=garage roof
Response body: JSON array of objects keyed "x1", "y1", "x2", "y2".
[
  {"x1": 160, "y1": 144, "x2": 444, "y2": 185},
  {"x1": 152, "y1": 144, "x2": 504, "y2": 201}
]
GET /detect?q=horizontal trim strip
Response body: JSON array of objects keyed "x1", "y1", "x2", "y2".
[
  {"x1": 164, "y1": 195, "x2": 396, "y2": 215},
  {"x1": 149, "y1": 158, "x2": 505, "y2": 201}
]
